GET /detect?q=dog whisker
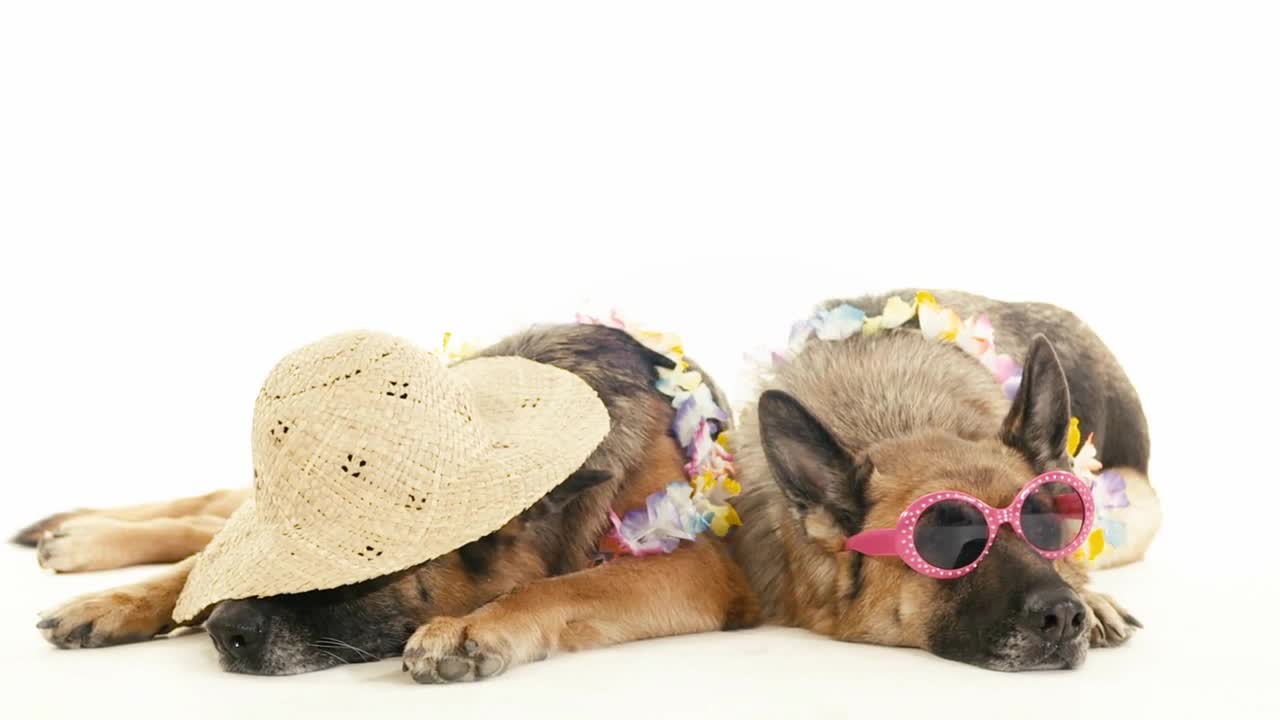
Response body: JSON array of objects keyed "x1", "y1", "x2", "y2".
[
  {"x1": 309, "y1": 646, "x2": 350, "y2": 666},
  {"x1": 316, "y1": 637, "x2": 378, "y2": 661}
]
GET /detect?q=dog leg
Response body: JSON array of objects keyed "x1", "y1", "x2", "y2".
[
  {"x1": 37, "y1": 557, "x2": 198, "y2": 648},
  {"x1": 12, "y1": 488, "x2": 248, "y2": 548},
  {"x1": 37, "y1": 515, "x2": 226, "y2": 572},
  {"x1": 403, "y1": 538, "x2": 758, "y2": 683}
]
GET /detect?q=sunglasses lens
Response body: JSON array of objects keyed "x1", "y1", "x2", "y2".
[
  {"x1": 913, "y1": 500, "x2": 990, "y2": 570},
  {"x1": 1019, "y1": 481, "x2": 1087, "y2": 551}
]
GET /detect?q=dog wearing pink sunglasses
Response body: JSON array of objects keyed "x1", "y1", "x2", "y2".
[{"x1": 729, "y1": 289, "x2": 1158, "y2": 671}]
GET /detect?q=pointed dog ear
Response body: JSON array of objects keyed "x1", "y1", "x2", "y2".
[
  {"x1": 758, "y1": 390, "x2": 870, "y2": 542},
  {"x1": 1000, "y1": 334, "x2": 1072, "y2": 471},
  {"x1": 522, "y1": 468, "x2": 612, "y2": 522},
  {"x1": 543, "y1": 468, "x2": 612, "y2": 510}
]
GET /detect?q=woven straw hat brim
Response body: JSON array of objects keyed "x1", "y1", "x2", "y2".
[{"x1": 173, "y1": 355, "x2": 610, "y2": 622}]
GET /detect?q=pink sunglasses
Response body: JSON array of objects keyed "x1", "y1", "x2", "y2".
[{"x1": 843, "y1": 471, "x2": 1094, "y2": 579}]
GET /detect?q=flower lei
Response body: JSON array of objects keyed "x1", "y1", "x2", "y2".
[
  {"x1": 781, "y1": 291, "x2": 1129, "y2": 567},
  {"x1": 576, "y1": 311, "x2": 742, "y2": 558},
  {"x1": 440, "y1": 331, "x2": 479, "y2": 365}
]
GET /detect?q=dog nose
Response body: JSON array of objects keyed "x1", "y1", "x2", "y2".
[
  {"x1": 1021, "y1": 587, "x2": 1086, "y2": 644},
  {"x1": 206, "y1": 601, "x2": 266, "y2": 660}
]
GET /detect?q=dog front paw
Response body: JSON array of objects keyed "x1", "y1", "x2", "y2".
[
  {"x1": 1084, "y1": 590, "x2": 1141, "y2": 648},
  {"x1": 36, "y1": 519, "x2": 118, "y2": 573},
  {"x1": 37, "y1": 587, "x2": 174, "y2": 649},
  {"x1": 12, "y1": 510, "x2": 81, "y2": 548},
  {"x1": 402, "y1": 617, "x2": 512, "y2": 684}
]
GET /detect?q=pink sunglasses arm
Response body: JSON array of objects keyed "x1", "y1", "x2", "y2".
[{"x1": 843, "y1": 529, "x2": 899, "y2": 556}]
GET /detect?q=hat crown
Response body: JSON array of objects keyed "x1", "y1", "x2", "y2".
[{"x1": 250, "y1": 331, "x2": 485, "y2": 533}]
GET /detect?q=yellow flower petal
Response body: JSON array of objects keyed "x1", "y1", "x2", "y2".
[
  {"x1": 441, "y1": 331, "x2": 478, "y2": 363},
  {"x1": 716, "y1": 432, "x2": 732, "y2": 451},
  {"x1": 1067, "y1": 417, "x2": 1081, "y2": 456},
  {"x1": 710, "y1": 514, "x2": 729, "y2": 537},
  {"x1": 916, "y1": 290, "x2": 938, "y2": 308},
  {"x1": 722, "y1": 476, "x2": 741, "y2": 496},
  {"x1": 918, "y1": 302, "x2": 961, "y2": 341},
  {"x1": 710, "y1": 504, "x2": 742, "y2": 536},
  {"x1": 1085, "y1": 527, "x2": 1106, "y2": 560},
  {"x1": 940, "y1": 310, "x2": 960, "y2": 340},
  {"x1": 862, "y1": 316, "x2": 884, "y2": 336},
  {"x1": 724, "y1": 503, "x2": 742, "y2": 527},
  {"x1": 633, "y1": 330, "x2": 684, "y2": 357},
  {"x1": 881, "y1": 296, "x2": 917, "y2": 329}
]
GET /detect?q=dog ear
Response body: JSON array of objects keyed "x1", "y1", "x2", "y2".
[
  {"x1": 1000, "y1": 334, "x2": 1072, "y2": 471},
  {"x1": 758, "y1": 390, "x2": 870, "y2": 544},
  {"x1": 543, "y1": 468, "x2": 612, "y2": 510},
  {"x1": 523, "y1": 468, "x2": 612, "y2": 522}
]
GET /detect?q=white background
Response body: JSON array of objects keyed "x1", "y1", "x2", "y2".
[{"x1": 1, "y1": 2, "x2": 1276, "y2": 718}]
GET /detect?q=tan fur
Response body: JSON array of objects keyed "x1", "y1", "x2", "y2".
[
  {"x1": 611, "y1": 429, "x2": 691, "y2": 511},
  {"x1": 403, "y1": 433, "x2": 758, "y2": 682},
  {"x1": 18, "y1": 488, "x2": 249, "y2": 566},
  {"x1": 404, "y1": 538, "x2": 756, "y2": 682},
  {"x1": 38, "y1": 515, "x2": 227, "y2": 572},
  {"x1": 30, "y1": 488, "x2": 248, "y2": 529},
  {"x1": 38, "y1": 558, "x2": 197, "y2": 648}
]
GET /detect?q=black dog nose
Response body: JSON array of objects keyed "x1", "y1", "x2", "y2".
[
  {"x1": 1021, "y1": 587, "x2": 1087, "y2": 644},
  {"x1": 206, "y1": 600, "x2": 266, "y2": 660}
]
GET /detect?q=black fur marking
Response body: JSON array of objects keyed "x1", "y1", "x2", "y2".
[
  {"x1": 847, "y1": 553, "x2": 865, "y2": 602},
  {"x1": 414, "y1": 572, "x2": 432, "y2": 607},
  {"x1": 458, "y1": 533, "x2": 500, "y2": 579},
  {"x1": 721, "y1": 595, "x2": 757, "y2": 631}
]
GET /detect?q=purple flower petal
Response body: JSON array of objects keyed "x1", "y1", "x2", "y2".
[
  {"x1": 1097, "y1": 469, "x2": 1131, "y2": 509},
  {"x1": 1002, "y1": 373, "x2": 1022, "y2": 401}
]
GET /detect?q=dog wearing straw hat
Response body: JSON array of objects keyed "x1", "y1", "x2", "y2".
[{"x1": 21, "y1": 325, "x2": 759, "y2": 678}]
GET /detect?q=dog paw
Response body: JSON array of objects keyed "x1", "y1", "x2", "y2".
[
  {"x1": 12, "y1": 510, "x2": 81, "y2": 547},
  {"x1": 37, "y1": 587, "x2": 174, "y2": 649},
  {"x1": 36, "y1": 518, "x2": 121, "y2": 572},
  {"x1": 1084, "y1": 590, "x2": 1141, "y2": 648},
  {"x1": 402, "y1": 617, "x2": 511, "y2": 684}
]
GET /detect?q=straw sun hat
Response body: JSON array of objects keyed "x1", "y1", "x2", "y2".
[{"x1": 173, "y1": 331, "x2": 611, "y2": 622}]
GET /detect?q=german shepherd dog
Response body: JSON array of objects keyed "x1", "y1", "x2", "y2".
[
  {"x1": 17, "y1": 324, "x2": 760, "y2": 678},
  {"x1": 729, "y1": 290, "x2": 1153, "y2": 671},
  {"x1": 18, "y1": 291, "x2": 1151, "y2": 676}
]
